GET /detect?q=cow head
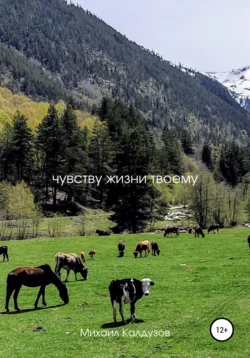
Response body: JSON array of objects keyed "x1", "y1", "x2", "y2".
[
  {"x1": 80, "y1": 267, "x2": 88, "y2": 280},
  {"x1": 133, "y1": 251, "x2": 139, "y2": 258},
  {"x1": 157, "y1": 250, "x2": 160, "y2": 256},
  {"x1": 140, "y1": 278, "x2": 154, "y2": 296}
]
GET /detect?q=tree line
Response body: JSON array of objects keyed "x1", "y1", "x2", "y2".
[{"x1": 0, "y1": 98, "x2": 186, "y2": 233}]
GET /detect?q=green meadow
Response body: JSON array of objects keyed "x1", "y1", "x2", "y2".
[{"x1": 0, "y1": 228, "x2": 250, "y2": 357}]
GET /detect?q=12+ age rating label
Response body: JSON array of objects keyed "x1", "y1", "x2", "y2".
[{"x1": 210, "y1": 318, "x2": 234, "y2": 342}]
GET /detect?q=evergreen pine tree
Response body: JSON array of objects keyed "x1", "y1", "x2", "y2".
[
  {"x1": 202, "y1": 142, "x2": 213, "y2": 170},
  {"x1": 106, "y1": 104, "x2": 159, "y2": 232},
  {"x1": 11, "y1": 112, "x2": 34, "y2": 182},
  {"x1": 162, "y1": 128, "x2": 184, "y2": 175},
  {"x1": 61, "y1": 103, "x2": 88, "y2": 202},
  {"x1": 180, "y1": 129, "x2": 194, "y2": 155},
  {"x1": 36, "y1": 105, "x2": 65, "y2": 206},
  {"x1": 88, "y1": 120, "x2": 113, "y2": 204}
]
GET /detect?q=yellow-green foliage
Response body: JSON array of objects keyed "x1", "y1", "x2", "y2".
[
  {"x1": 8, "y1": 181, "x2": 37, "y2": 220},
  {"x1": 75, "y1": 112, "x2": 99, "y2": 131},
  {"x1": 0, "y1": 87, "x2": 96, "y2": 132},
  {"x1": 183, "y1": 154, "x2": 199, "y2": 173}
]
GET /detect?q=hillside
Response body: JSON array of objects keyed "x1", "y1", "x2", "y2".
[
  {"x1": 0, "y1": 87, "x2": 96, "y2": 132},
  {"x1": 0, "y1": 0, "x2": 249, "y2": 146}
]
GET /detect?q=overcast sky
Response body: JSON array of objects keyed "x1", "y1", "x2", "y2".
[{"x1": 72, "y1": 0, "x2": 250, "y2": 73}]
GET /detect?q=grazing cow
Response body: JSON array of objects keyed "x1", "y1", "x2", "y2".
[
  {"x1": 5, "y1": 264, "x2": 69, "y2": 312},
  {"x1": 96, "y1": 229, "x2": 110, "y2": 236},
  {"x1": 133, "y1": 240, "x2": 150, "y2": 258},
  {"x1": 208, "y1": 224, "x2": 220, "y2": 234},
  {"x1": 0, "y1": 246, "x2": 9, "y2": 262},
  {"x1": 247, "y1": 235, "x2": 250, "y2": 249},
  {"x1": 108, "y1": 278, "x2": 154, "y2": 324},
  {"x1": 89, "y1": 249, "x2": 96, "y2": 258},
  {"x1": 80, "y1": 251, "x2": 85, "y2": 263},
  {"x1": 151, "y1": 242, "x2": 160, "y2": 256},
  {"x1": 55, "y1": 252, "x2": 88, "y2": 281},
  {"x1": 194, "y1": 226, "x2": 205, "y2": 238},
  {"x1": 118, "y1": 240, "x2": 125, "y2": 257},
  {"x1": 164, "y1": 226, "x2": 179, "y2": 237}
]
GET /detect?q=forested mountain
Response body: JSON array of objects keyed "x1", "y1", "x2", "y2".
[{"x1": 0, "y1": 0, "x2": 249, "y2": 146}]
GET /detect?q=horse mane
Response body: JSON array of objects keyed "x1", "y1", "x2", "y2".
[{"x1": 37, "y1": 264, "x2": 66, "y2": 292}]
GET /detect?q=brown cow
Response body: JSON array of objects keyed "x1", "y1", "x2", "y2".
[
  {"x1": 55, "y1": 252, "x2": 88, "y2": 281},
  {"x1": 89, "y1": 249, "x2": 96, "y2": 259},
  {"x1": 133, "y1": 240, "x2": 150, "y2": 258}
]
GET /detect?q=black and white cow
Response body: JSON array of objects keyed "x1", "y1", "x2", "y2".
[
  {"x1": 0, "y1": 246, "x2": 9, "y2": 262},
  {"x1": 55, "y1": 252, "x2": 88, "y2": 281},
  {"x1": 108, "y1": 278, "x2": 154, "y2": 324}
]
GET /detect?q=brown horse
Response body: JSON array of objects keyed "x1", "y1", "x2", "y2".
[{"x1": 5, "y1": 264, "x2": 69, "y2": 313}]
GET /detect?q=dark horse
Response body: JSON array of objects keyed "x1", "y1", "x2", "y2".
[{"x1": 5, "y1": 264, "x2": 69, "y2": 313}]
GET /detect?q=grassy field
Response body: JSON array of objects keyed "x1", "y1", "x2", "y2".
[{"x1": 0, "y1": 228, "x2": 250, "y2": 357}]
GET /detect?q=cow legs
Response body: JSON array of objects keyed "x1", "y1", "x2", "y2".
[
  {"x1": 4, "y1": 252, "x2": 9, "y2": 261},
  {"x1": 65, "y1": 269, "x2": 70, "y2": 282},
  {"x1": 13, "y1": 285, "x2": 22, "y2": 311},
  {"x1": 55, "y1": 264, "x2": 61, "y2": 279},
  {"x1": 5, "y1": 285, "x2": 15, "y2": 312},
  {"x1": 74, "y1": 271, "x2": 78, "y2": 281},
  {"x1": 34, "y1": 286, "x2": 47, "y2": 309},
  {"x1": 119, "y1": 301, "x2": 126, "y2": 323},
  {"x1": 112, "y1": 300, "x2": 117, "y2": 324},
  {"x1": 130, "y1": 303, "x2": 136, "y2": 322}
]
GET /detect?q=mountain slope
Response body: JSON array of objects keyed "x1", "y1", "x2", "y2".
[
  {"x1": 0, "y1": 42, "x2": 67, "y2": 102},
  {"x1": 0, "y1": 0, "x2": 249, "y2": 145},
  {"x1": 207, "y1": 66, "x2": 250, "y2": 111}
]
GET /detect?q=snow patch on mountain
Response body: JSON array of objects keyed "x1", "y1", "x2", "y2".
[{"x1": 206, "y1": 66, "x2": 250, "y2": 110}]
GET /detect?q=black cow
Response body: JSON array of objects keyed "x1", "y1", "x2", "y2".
[
  {"x1": 164, "y1": 226, "x2": 179, "y2": 237},
  {"x1": 247, "y1": 235, "x2": 250, "y2": 249},
  {"x1": 108, "y1": 278, "x2": 154, "y2": 324},
  {"x1": 208, "y1": 224, "x2": 220, "y2": 234},
  {"x1": 151, "y1": 242, "x2": 160, "y2": 256},
  {"x1": 118, "y1": 240, "x2": 125, "y2": 257},
  {"x1": 0, "y1": 246, "x2": 9, "y2": 262},
  {"x1": 96, "y1": 229, "x2": 110, "y2": 236},
  {"x1": 194, "y1": 226, "x2": 205, "y2": 238}
]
